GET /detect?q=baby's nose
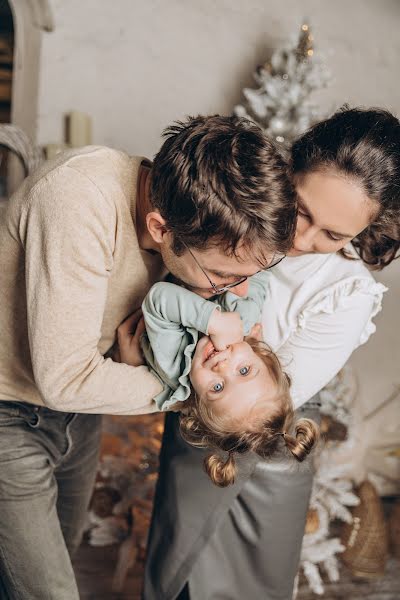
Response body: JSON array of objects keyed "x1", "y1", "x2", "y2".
[{"x1": 212, "y1": 357, "x2": 229, "y2": 372}]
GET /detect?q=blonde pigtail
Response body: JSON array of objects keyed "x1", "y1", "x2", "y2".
[
  {"x1": 180, "y1": 413, "x2": 209, "y2": 449},
  {"x1": 204, "y1": 452, "x2": 237, "y2": 488},
  {"x1": 282, "y1": 418, "x2": 320, "y2": 462}
]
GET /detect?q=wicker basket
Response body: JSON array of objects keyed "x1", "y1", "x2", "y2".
[
  {"x1": 389, "y1": 498, "x2": 400, "y2": 560},
  {"x1": 340, "y1": 479, "x2": 389, "y2": 578}
]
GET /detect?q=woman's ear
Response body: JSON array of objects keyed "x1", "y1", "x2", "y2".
[{"x1": 146, "y1": 211, "x2": 168, "y2": 244}]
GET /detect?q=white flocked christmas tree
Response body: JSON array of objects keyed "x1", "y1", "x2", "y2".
[{"x1": 234, "y1": 23, "x2": 331, "y2": 146}]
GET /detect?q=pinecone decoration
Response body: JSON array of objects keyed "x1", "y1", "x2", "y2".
[
  {"x1": 305, "y1": 508, "x2": 320, "y2": 534},
  {"x1": 340, "y1": 480, "x2": 389, "y2": 578},
  {"x1": 90, "y1": 486, "x2": 121, "y2": 518},
  {"x1": 320, "y1": 414, "x2": 348, "y2": 442}
]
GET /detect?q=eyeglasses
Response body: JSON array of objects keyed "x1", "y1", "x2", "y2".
[{"x1": 182, "y1": 242, "x2": 286, "y2": 295}]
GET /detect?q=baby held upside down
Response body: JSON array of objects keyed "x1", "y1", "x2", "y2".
[{"x1": 123, "y1": 275, "x2": 320, "y2": 487}]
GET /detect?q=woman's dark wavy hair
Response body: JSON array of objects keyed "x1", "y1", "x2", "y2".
[
  {"x1": 151, "y1": 115, "x2": 296, "y2": 267},
  {"x1": 291, "y1": 107, "x2": 400, "y2": 270}
]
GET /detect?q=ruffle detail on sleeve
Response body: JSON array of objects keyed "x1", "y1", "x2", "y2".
[
  {"x1": 297, "y1": 276, "x2": 388, "y2": 346},
  {"x1": 153, "y1": 327, "x2": 197, "y2": 412}
]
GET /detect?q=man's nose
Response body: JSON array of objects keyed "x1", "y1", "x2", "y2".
[{"x1": 230, "y1": 279, "x2": 250, "y2": 298}]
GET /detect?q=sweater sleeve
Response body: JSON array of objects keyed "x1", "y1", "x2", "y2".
[
  {"x1": 21, "y1": 165, "x2": 163, "y2": 415},
  {"x1": 218, "y1": 270, "x2": 269, "y2": 334},
  {"x1": 142, "y1": 282, "x2": 218, "y2": 361}
]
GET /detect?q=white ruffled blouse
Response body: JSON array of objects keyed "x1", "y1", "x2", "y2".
[{"x1": 261, "y1": 251, "x2": 387, "y2": 409}]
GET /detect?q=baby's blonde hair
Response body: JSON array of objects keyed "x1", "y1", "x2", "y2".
[{"x1": 180, "y1": 338, "x2": 320, "y2": 487}]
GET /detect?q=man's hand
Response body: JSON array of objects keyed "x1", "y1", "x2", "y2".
[
  {"x1": 117, "y1": 309, "x2": 146, "y2": 367},
  {"x1": 208, "y1": 309, "x2": 244, "y2": 351}
]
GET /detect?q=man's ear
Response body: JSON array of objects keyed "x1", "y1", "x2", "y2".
[{"x1": 146, "y1": 211, "x2": 168, "y2": 245}]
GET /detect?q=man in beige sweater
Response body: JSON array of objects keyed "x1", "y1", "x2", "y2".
[{"x1": 0, "y1": 115, "x2": 295, "y2": 599}]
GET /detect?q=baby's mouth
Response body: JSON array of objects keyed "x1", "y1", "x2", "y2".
[
  {"x1": 203, "y1": 340, "x2": 217, "y2": 364},
  {"x1": 202, "y1": 341, "x2": 230, "y2": 368}
]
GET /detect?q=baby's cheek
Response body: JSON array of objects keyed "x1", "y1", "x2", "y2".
[{"x1": 189, "y1": 368, "x2": 202, "y2": 394}]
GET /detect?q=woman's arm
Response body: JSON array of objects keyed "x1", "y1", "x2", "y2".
[{"x1": 276, "y1": 293, "x2": 376, "y2": 408}]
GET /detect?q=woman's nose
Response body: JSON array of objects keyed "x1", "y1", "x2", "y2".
[
  {"x1": 229, "y1": 279, "x2": 249, "y2": 298},
  {"x1": 294, "y1": 225, "x2": 317, "y2": 252}
]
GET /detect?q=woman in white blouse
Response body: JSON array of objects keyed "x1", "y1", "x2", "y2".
[{"x1": 143, "y1": 107, "x2": 400, "y2": 600}]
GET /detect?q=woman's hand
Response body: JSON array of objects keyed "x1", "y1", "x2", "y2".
[
  {"x1": 117, "y1": 309, "x2": 146, "y2": 366},
  {"x1": 208, "y1": 309, "x2": 244, "y2": 351},
  {"x1": 249, "y1": 322, "x2": 263, "y2": 341}
]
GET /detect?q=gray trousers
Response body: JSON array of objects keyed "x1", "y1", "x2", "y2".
[
  {"x1": 144, "y1": 400, "x2": 320, "y2": 600},
  {"x1": 0, "y1": 401, "x2": 102, "y2": 600}
]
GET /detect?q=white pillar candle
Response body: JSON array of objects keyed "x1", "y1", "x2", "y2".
[
  {"x1": 44, "y1": 143, "x2": 68, "y2": 160},
  {"x1": 66, "y1": 111, "x2": 92, "y2": 147}
]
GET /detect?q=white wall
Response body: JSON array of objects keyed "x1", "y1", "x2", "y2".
[
  {"x1": 37, "y1": 0, "x2": 400, "y2": 156},
  {"x1": 37, "y1": 0, "x2": 400, "y2": 416}
]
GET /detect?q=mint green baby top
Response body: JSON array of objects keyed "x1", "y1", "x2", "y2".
[{"x1": 141, "y1": 271, "x2": 270, "y2": 411}]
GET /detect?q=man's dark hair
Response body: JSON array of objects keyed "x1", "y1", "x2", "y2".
[{"x1": 150, "y1": 115, "x2": 296, "y2": 266}]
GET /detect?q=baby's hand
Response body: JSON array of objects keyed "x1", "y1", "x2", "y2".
[{"x1": 208, "y1": 309, "x2": 244, "y2": 351}]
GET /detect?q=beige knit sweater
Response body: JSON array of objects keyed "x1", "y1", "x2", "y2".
[{"x1": 0, "y1": 146, "x2": 165, "y2": 414}]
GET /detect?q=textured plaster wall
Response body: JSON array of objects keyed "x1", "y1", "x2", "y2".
[{"x1": 37, "y1": 0, "x2": 400, "y2": 416}]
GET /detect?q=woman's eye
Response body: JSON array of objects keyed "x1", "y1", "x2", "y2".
[
  {"x1": 239, "y1": 366, "x2": 251, "y2": 376},
  {"x1": 211, "y1": 382, "x2": 224, "y2": 393},
  {"x1": 326, "y1": 231, "x2": 343, "y2": 242}
]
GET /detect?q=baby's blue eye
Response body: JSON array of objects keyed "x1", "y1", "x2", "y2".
[
  {"x1": 239, "y1": 366, "x2": 250, "y2": 376},
  {"x1": 212, "y1": 382, "x2": 224, "y2": 393}
]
